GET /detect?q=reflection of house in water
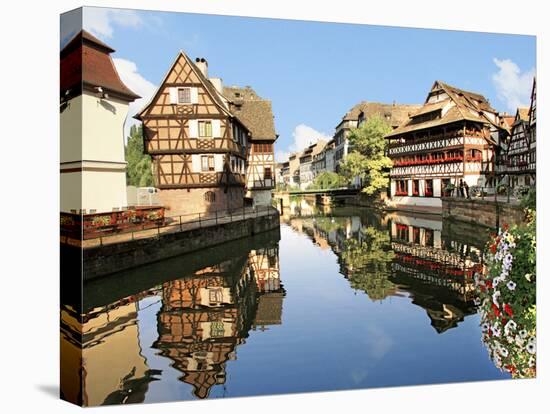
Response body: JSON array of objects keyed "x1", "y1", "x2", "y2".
[
  {"x1": 61, "y1": 292, "x2": 160, "y2": 406},
  {"x1": 153, "y1": 246, "x2": 284, "y2": 399},
  {"x1": 153, "y1": 257, "x2": 255, "y2": 399},
  {"x1": 249, "y1": 246, "x2": 285, "y2": 330},
  {"x1": 284, "y1": 205, "x2": 482, "y2": 331},
  {"x1": 388, "y1": 213, "x2": 480, "y2": 332}
]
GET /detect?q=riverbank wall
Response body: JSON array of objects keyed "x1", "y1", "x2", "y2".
[
  {"x1": 441, "y1": 197, "x2": 525, "y2": 228},
  {"x1": 62, "y1": 211, "x2": 280, "y2": 281}
]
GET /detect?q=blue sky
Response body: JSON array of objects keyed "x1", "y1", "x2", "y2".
[{"x1": 61, "y1": 7, "x2": 536, "y2": 160}]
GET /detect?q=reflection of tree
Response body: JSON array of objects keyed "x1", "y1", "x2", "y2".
[{"x1": 341, "y1": 227, "x2": 396, "y2": 301}]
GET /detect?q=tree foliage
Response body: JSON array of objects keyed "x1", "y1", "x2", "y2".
[
  {"x1": 341, "y1": 226, "x2": 396, "y2": 301},
  {"x1": 308, "y1": 171, "x2": 346, "y2": 190},
  {"x1": 125, "y1": 125, "x2": 154, "y2": 187},
  {"x1": 338, "y1": 115, "x2": 393, "y2": 195}
]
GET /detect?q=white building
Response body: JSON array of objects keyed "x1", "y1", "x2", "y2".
[{"x1": 60, "y1": 31, "x2": 140, "y2": 214}]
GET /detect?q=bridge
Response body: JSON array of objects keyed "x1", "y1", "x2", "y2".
[{"x1": 273, "y1": 188, "x2": 360, "y2": 209}]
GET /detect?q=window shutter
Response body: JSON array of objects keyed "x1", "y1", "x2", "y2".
[
  {"x1": 188, "y1": 120, "x2": 198, "y2": 138},
  {"x1": 190, "y1": 87, "x2": 199, "y2": 104},
  {"x1": 169, "y1": 87, "x2": 178, "y2": 104},
  {"x1": 212, "y1": 120, "x2": 221, "y2": 138}
]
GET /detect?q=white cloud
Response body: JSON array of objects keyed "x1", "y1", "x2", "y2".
[
  {"x1": 492, "y1": 58, "x2": 535, "y2": 111},
  {"x1": 113, "y1": 58, "x2": 157, "y2": 138},
  {"x1": 83, "y1": 8, "x2": 144, "y2": 39},
  {"x1": 276, "y1": 124, "x2": 332, "y2": 162}
]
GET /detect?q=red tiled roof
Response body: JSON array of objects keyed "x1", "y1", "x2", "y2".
[{"x1": 60, "y1": 30, "x2": 140, "y2": 101}]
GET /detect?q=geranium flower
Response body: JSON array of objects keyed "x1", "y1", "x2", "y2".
[
  {"x1": 504, "y1": 304, "x2": 513, "y2": 317},
  {"x1": 492, "y1": 303, "x2": 501, "y2": 318}
]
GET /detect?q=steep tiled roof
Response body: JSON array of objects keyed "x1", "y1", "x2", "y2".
[
  {"x1": 60, "y1": 30, "x2": 140, "y2": 101},
  {"x1": 223, "y1": 86, "x2": 277, "y2": 141},
  {"x1": 340, "y1": 101, "x2": 421, "y2": 129},
  {"x1": 386, "y1": 80, "x2": 499, "y2": 138}
]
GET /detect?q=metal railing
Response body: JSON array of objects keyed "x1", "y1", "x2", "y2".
[
  {"x1": 67, "y1": 205, "x2": 279, "y2": 247},
  {"x1": 443, "y1": 185, "x2": 522, "y2": 204}
]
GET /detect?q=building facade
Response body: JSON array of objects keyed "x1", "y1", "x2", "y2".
[
  {"x1": 333, "y1": 101, "x2": 421, "y2": 172},
  {"x1": 136, "y1": 53, "x2": 249, "y2": 215},
  {"x1": 505, "y1": 108, "x2": 532, "y2": 188},
  {"x1": 60, "y1": 31, "x2": 140, "y2": 214},
  {"x1": 385, "y1": 81, "x2": 503, "y2": 208},
  {"x1": 298, "y1": 140, "x2": 327, "y2": 189},
  {"x1": 223, "y1": 86, "x2": 278, "y2": 207}
]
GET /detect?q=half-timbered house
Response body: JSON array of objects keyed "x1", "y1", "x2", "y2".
[
  {"x1": 386, "y1": 81, "x2": 503, "y2": 208},
  {"x1": 223, "y1": 86, "x2": 278, "y2": 206},
  {"x1": 528, "y1": 77, "x2": 536, "y2": 179},
  {"x1": 505, "y1": 108, "x2": 532, "y2": 188},
  {"x1": 136, "y1": 54, "x2": 250, "y2": 215}
]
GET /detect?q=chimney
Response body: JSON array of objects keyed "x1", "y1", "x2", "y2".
[
  {"x1": 209, "y1": 77, "x2": 223, "y2": 94},
  {"x1": 195, "y1": 57, "x2": 208, "y2": 78}
]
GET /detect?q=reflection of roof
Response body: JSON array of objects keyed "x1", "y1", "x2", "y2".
[
  {"x1": 223, "y1": 86, "x2": 277, "y2": 141},
  {"x1": 386, "y1": 80, "x2": 499, "y2": 138},
  {"x1": 60, "y1": 30, "x2": 140, "y2": 101}
]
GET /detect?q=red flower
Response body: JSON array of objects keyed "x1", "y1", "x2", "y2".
[
  {"x1": 492, "y1": 303, "x2": 501, "y2": 318},
  {"x1": 486, "y1": 280, "x2": 493, "y2": 289},
  {"x1": 489, "y1": 244, "x2": 497, "y2": 254},
  {"x1": 504, "y1": 304, "x2": 513, "y2": 317}
]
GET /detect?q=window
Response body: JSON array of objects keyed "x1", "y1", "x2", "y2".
[
  {"x1": 412, "y1": 180, "x2": 420, "y2": 196},
  {"x1": 204, "y1": 191, "x2": 216, "y2": 203},
  {"x1": 395, "y1": 179, "x2": 408, "y2": 196},
  {"x1": 425, "y1": 179, "x2": 433, "y2": 197},
  {"x1": 177, "y1": 87, "x2": 191, "y2": 104},
  {"x1": 424, "y1": 229, "x2": 434, "y2": 247},
  {"x1": 209, "y1": 288, "x2": 223, "y2": 303},
  {"x1": 264, "y1": 167, "x2": 272, "y2": 180},
  {"x1": 253, "y1": 143, "x2": 273, "y2": 153},
  {"x1": 210, "y1": 321, "x2": 225, "y2": 338},
  {"x1": 199, "y1": 121, "x2": 212, "y2": 137},
  {"x1": 201, "y1": 155, "x2": 215, "y2": 172}
]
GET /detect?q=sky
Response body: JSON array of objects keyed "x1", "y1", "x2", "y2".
[{"x1": 61, "y1": 7, "x2": 536, "y2": 161}]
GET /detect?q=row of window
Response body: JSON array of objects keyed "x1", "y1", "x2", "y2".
[
  {"x1": 252, "y1": 143, "x2": 273, "y2": 153},
  {"x1": 394, "y1": 179, "x2": 435, "y2": 197}
]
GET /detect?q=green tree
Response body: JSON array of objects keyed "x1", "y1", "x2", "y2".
[
  {"x1": 308, "y1": 171, "x2": 346, "y2": 190},
  {"x1": 339, "y1": 115, "x2": 393, "y2": 195},
  {"x1": 125, "y1": 125, "x2": 154, "y2": 187},
  {"x1": 341, "y1": 226, "x2": 396, "y2": 301}
]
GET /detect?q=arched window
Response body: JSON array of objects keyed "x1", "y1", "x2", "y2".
[{"x1": 204, "y1": 191, "x2": 216, "y2": 203}]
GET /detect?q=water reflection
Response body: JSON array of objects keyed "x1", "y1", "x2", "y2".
[
  {"x1": 61, "y1": 239, "x2": 283, "y2": 405},
  {"x1": 281, "y1": 199, "x2": 486, "y2": 333},
  {"x1": 62, "y1": 199, "x2": 509, "y2": 406}
]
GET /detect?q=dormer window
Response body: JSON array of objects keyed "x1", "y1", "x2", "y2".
[{"x1": 177, "y1": 87, "x2": 191, "y2": 104}]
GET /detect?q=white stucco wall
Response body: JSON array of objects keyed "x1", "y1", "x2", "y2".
[
  {"x1": 81, "y1": 92, "x2": 129, "y2": 163},
  {"x1": 81, "y1": 170, "x2": 129, "y2": 213},
  {"x1": 61, "y1": 92, "x2": 131, "y2": 214}
]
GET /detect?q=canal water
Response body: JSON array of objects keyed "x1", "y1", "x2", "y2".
[{"x1": 61, "y1": 200, "x2": 510, "y2": 406}]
